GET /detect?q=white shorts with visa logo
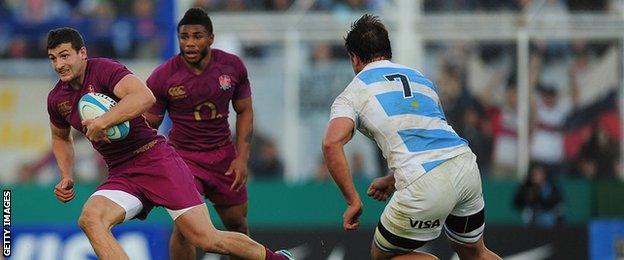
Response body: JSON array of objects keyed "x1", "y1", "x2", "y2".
[{"x1": 375, "y1": 151, "x2": 485, "y2": 252}]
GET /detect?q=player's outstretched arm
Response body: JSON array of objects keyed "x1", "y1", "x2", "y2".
[
  {"x1": 86, "y1": 74, "x2": 156, "y2": 136},
  {"x1": 50, "y1": 123, "x2": 76, "y2": 203},
  {"x1": 322, "y1": 117, "x2": 362, "y2": 230}
]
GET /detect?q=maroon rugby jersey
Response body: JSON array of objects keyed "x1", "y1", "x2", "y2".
[
  {"x1": 47, "y1": 58, "x2": 163, "y2": 168},
  {"x1": 147, "y1": 49, "x2": 251, "y2": 151}
]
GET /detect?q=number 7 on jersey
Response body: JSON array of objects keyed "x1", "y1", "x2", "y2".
[{"x1": 384, "y1": 74, "x2": 413, "y2": 98}]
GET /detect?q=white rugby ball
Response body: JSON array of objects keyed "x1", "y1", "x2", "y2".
[{"x1": 78, "y1": 92, "x2": 130, "y2": 141}]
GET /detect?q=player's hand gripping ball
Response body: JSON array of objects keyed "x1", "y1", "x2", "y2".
[{"x1": 78, "y1": 92, "x2": 130, "y2": 141}]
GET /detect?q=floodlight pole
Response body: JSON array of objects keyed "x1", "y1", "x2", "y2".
[
  {"x1": 393, "y1": 0, "x2": 423, "y2": 69},
  {"x1": 284, "y1": 29, "x2": 302, "y2": 183},
  {"x1": 517, "y1": 28, "x2": 531, "y2": 180}
]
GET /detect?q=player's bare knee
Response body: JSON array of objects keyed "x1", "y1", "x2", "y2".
[
  {"x1": 77, "y1": 215, "x2": 90, "y2": 231},
  {"x1": 78, "y1": 209, "x2": 102, "y2": 232}
]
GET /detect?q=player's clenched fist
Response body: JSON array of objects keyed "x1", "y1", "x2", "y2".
[
  {"x1": 367, "y1": 176, "x2": 396, "y2": 202},
  {"x1": 54, "y1": 177, "x2": 75, "y2": 203},
  {"x1": 343, "y1": 201, "x2": 363, "y2": 231},
  {"x1": 82, "y1": 118, "x2": 110, "y2": 143}
]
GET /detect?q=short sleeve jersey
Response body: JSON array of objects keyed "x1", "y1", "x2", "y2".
[
  {"x1": 146, "y1": 49, "x2": 251, "y2": 151},
  {"x1": 47, "y1": 58, "x2": 162, "y2": 168},
  {"x1": 330, "y1": 60, "x2": 470, "y2": 189}
]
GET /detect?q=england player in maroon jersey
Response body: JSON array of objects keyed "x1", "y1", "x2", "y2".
[
  {"x1": 144, "y1": 8, "x2": 257, "y2": 260},
  {"x1": 46, "y1": 27, "x2": 292, "y2": 260}
]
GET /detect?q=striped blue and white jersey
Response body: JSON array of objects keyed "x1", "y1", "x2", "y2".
[{"x1": 330, "y1": 60, "x2": 470, "y2": 189}]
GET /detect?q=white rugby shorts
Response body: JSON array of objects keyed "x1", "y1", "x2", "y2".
[{"x1": 374, "y1": 151, "x2": 485, "y2": 253}]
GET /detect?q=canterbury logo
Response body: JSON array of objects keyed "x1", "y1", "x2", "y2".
[
  {"x1": 57, "y1": 101, "x2": 72, "y2": 116},
  {"x1": 168, "y1": 86, "x2": 187, "y2": 99}
]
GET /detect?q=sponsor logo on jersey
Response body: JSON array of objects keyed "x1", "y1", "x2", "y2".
[
  {"x1": 409, "y1": 218, "x2": 440, "y2": 229},
  {"x1": 168, "y1": 86, "x2": 187, "y2": 100},
  {"x1": 57, "y1": 101, "x2": 72, "y2": 117},
  {"x1": 219, "y1": 75, "x2": 231, "y2": 90}
]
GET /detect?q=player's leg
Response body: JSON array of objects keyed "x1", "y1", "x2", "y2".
[
  {"x1": 444, "y1": 211, "x2": 500, "y2": 260},
  {"x1": 444, "y1": 152, "x2": 501, "y2": 260},
  {"x1": 185, "y1": 145, "x2": 250, "y2": 259},
  {"x1": 169, "y1": 154, "x2": 210, "y2": 260},
  {"x1": 170, "y1": 174, "x2": 251, "y2": 259},
  {"x1": 170, "y1": 224, "x2": 196, "y2": 260},
  {"x1": 208, "y1": 145, "x2": 250, "y2": 235},
  {"x1": 78, "y1": 190, "x2": 143, "y2": 260},
  {"x1": 370, "y1": 227, "x2": 437, "y2": 260},
  {"x1": 159, "y1": 145, "x2": 290, "y2": 259},
  {"x1": 448, "y1": 236, "x2": 499, "y2": 260},
  {"x1": 169, "y1": 175, "x2": 203, "y2": 260},
  {"x1": 371, "y1": 162, "x2": 459, "y2": 260},
  {"x1": 170, "y1": 204, "x2": 249, "y2": 260},
  {"x1": 371, "y1": 247, "x2": 437, "y2": 260},
  {"x1": 215, "y1": 203, "x2": 250, "y2": 260},
  {"x1": 170, "y1": 204, "x2": 289, "y2": 259},
  {"x1": 215, "y1": 203, "x2": 249, "y2": 234}
]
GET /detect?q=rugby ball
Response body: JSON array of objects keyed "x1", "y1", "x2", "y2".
[{"x1": 78, "y1": 92, "x2": 130, "y2": 141}]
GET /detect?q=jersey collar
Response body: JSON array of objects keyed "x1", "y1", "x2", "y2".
[
  {"x1": 354, "y1": 59, "x2": 393, "y2": 79},
  {"x1": 362, "y1": 60, "x2": 392, "y2": 71}
]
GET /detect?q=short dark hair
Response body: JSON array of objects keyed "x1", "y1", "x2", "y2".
[
  {"x1": 178, "y1": 7, "x2": 213, "y2": 34},
  {"x1": 344, "y1": 14, "x2": 392, "y2": 63},
  {"x1": 46, "y1": 27, "x2": 85, "y2": 51}
]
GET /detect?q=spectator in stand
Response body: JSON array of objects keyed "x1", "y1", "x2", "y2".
[
  {"x1": 223, "y1": 0, "x2": 248, "y2": 11},
  {"x1": 458, "y1": 102, "x2": 494, "y2": 176},
  {"x1": 249, "y1": 138, "x2": 284, "y2": 180},
  {"x1": 350, "y1": 152, "x2": 370, "y2": 182},
  {"x1": 17, "y1": 131, "x2": 107, "y2": 184},
  {"x1": 569, "y1": 0, "x2": 608, "y2": 11},
  {"x1": 88, "y1": 0, "x2": 117, "y2": 57},
  {"x1": 490, "y1": 75, "x2": 519, "y2": 179},
  {"x1": 131, "y1": 0, "x2": 159, "y2": 59},
  {"x1": 0, "y1": 0, "x2": 10, "y2": 17},
  {"x1": 9, "y1": 0, "x2": 71, "y2": 24},
  {"x1": 7, "y1": 36, "x2": 30, "y2": 58},
  {"x1": 191, "y1": 0, "x2": 223, "y2": 11},
  {"x1": 333, "y1": 0, "x2": 367, "y2": 11},
  {"x1": 530, "y1": 82, "x2": 576, "y2": 178},
  {"x1": 575, "y1": 126, "x2": 620, "y2": 180},
  {"x1": 264, "y1": 0, "x2": 292, "y2": 10},
  {"x1": 513, "y1": 162, "x2": 563, "y2": 227},
  {"x1": 313, "y1": 155, "x2": 331, "y2": 182},
  {"x1": 437, "y1": 59, "x2": 472, "y2": 129}
]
